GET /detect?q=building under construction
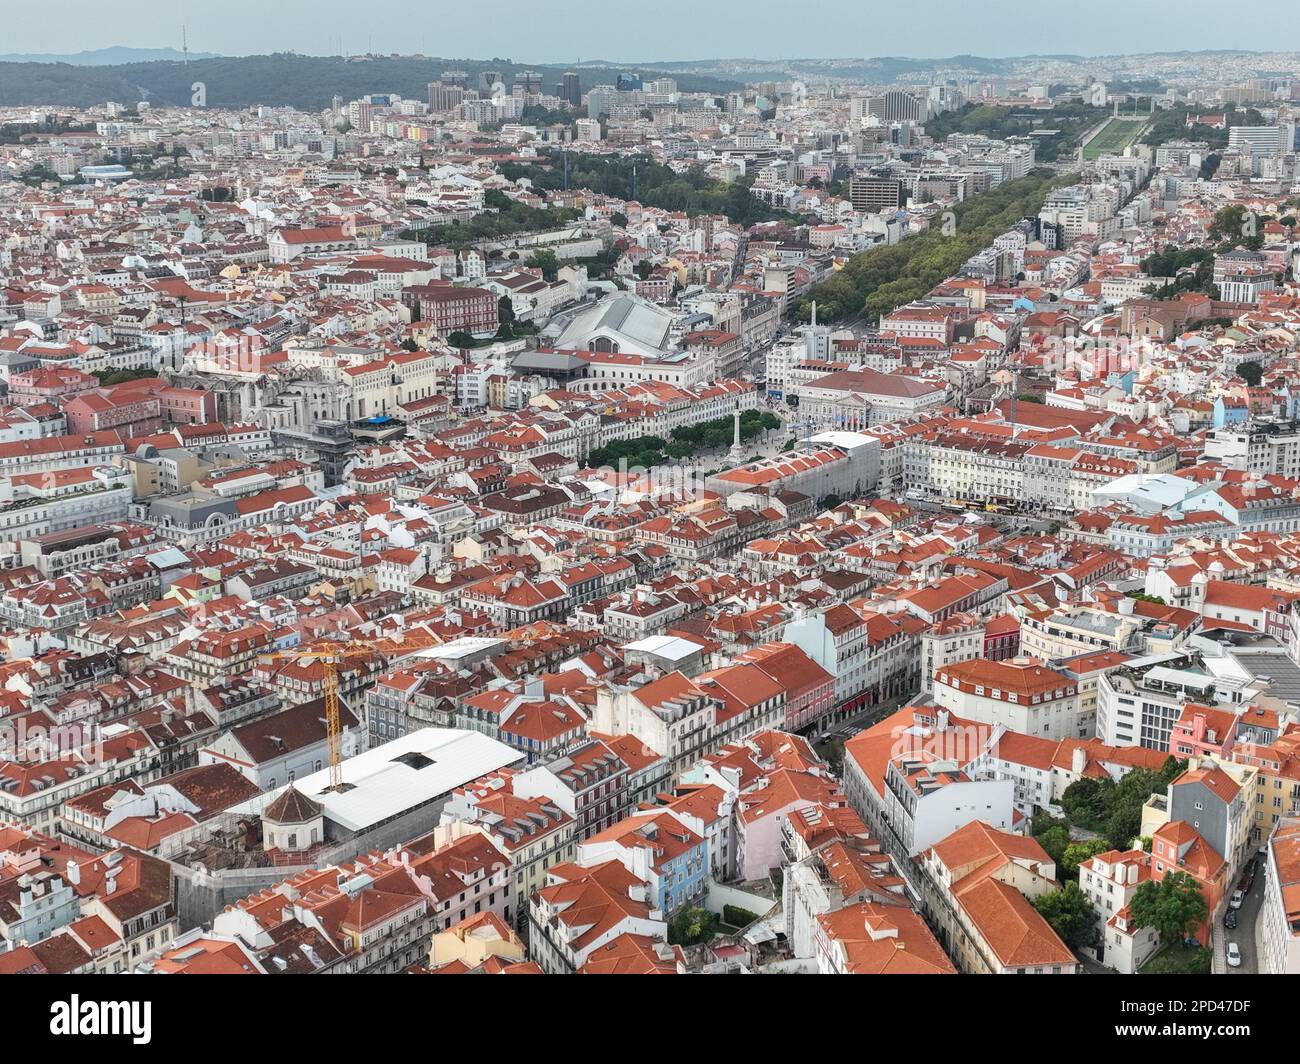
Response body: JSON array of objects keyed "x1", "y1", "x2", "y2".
[{"x1": 164, "y1": 727, "x2": 523, "y2": 927}]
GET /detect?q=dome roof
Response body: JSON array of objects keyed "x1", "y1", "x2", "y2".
[{"x1": 262, "y1": 786, "x2": 323, "y2": 824}]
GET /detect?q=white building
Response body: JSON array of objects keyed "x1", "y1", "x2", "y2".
[
  {"x1": 1259, "y1": 817, "x2": 1300, "y2": 975},
  {"x1": 842, "y1": 708, "x2": 1017, "y2": 869},
  {"x1": 932, "y1": 657, "x2": 1084, "y2": 741}
]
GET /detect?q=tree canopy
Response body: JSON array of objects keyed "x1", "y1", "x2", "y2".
[
  {"x1": 792, "y1": 170, "x2": 1070, "y2": 324},
  {"x1": 923, "y1": 101, "x2": 1107, "y2": 161},
  {"x1": 0, "y1": 55, "x2": 741, "y2": 110},
  {"x1": 1060, "y1": 838, "x2": 1112, "y2": 881},
  {"x1": 1033, "y1": 882, "x2": 1099, "y2": 950},
  {"x1": 582, "y1": 410, "x2": 780, "y2": 470},
  {"x1": 405, "y1": 188, "x2": 581, "y2": 251},
  {"x1": 1143, "y1": 105, "x2": 1266, "y2": 149},
  {"x1": 1059, "y1": 757, "x2": 1183, "y2": 849},
  {"x1": 1036, "y1": 825, "x2": 1071, "y2": 868},
  {"x1": 500, "y1": 152, "x2": 802, "y2": 227},
  {"x1": 1238, "y1": 360, "x2": 1264, "y2": 387},
  {"x1": 1129, "y1": 872, "x2": 1209, "y2": 942}
]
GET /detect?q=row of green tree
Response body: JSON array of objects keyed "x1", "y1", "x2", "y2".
[
  {"x1": 481, "y1": 104, "x2": 579, "y2": 134},
  {"x1": 671, "y1": 409, "x2": 780, "y2": 449},
  {"x1": 1027, "y1": 757, "x2": 1208, "y2": 961},
  {"x1": 523, "y1": 246, "x2": 627, "y2": 283},
  {"x1": 0, "y1": 117, "x2": 96, "y2": 144},
  {"x1": 582, "y1": 409, "x2": 780, "y2": 469},
  {"x1": 923, "y1": 101, "x2": 1108, "y2": 161},
  {"x1": 0, "y1": 55, "x2": 741, "y2": 110},
  {"x1": 491, "y1": 295, "x2": 540, "y2": 342},
  {"x1": 791, "y1": 169, "x2": 1070, "y2": 324},
  {"x1": 1142, "y1": 105, "x2": 1266, "y2": 149},
  {"x1": 404, "y1": 188, "x2": 581, "y2": 250},
  {"x1": 1055, "y1": 755, "x2": 1184, "y2": 849},
  {"x1": 499, "y1": 152, "x2": 799, "y2": 226}
]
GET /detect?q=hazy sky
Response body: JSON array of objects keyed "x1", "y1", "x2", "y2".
[{"x1": 9, "y1": 0, "x2": 1300, "y2": 63}]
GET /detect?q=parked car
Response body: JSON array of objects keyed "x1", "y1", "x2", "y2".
[
  {"x1": 1230, "y1": 890, "x2": 1245, "y2": 909},
  {"x1": 1226, "y1": 942, "x2": 1242, "y2": 968},
  {"x1": 1224, "y1": 909, "x2": 1238, "y2": 930}
]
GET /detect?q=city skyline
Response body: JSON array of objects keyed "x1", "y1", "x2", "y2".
[
  {"x1": 5, "y1": 0, "x2": 1300, "y2": 1017},
  {"x1": 5, "y1": 0, "x2": 1300, "y2": 66}
]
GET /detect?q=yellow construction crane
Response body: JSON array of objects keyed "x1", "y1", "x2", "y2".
[{"x1": 258, "y1": 632, "x2": 445, "y2": 792}]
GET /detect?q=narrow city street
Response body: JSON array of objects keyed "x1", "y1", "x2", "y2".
[
  {"x1": 1218, "y1": 853, "x2": 1267, "y2": 975},
  {"x1": 809, "y1": 693, "x2": 914, "y2": 764}
]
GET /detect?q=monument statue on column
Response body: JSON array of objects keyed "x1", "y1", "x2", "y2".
[{"x1": 728, "y1": 400, "x2": 745, "y2": 463}]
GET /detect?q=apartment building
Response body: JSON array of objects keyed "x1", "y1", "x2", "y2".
[
  {"x1": 439, "y1": 768, "x2": 576, "y2": 921},
  {"x1": 843, "y1": 706, "x2": 1015, "y2": 867},
  {"x1": 527, "y1": 860, "x2": 667, "y2": 974},
  {"x1": 916, "y1": 820, "x2": 1077, "y2": 975},
  {"x1": 1079, "y1": 848, "x2": 1157, "y2": 973},
  {"x1": 1096, "y1": 656, "x2": 1226, "y2": 752},
  {"x1": 576, "y1": 810, "x2": 709, "y2": 913},
  {"x1": 932, "y1": 657, "x2": 1084, "y2": 741},
  {"x1": 1259, "y1": 817, "x2": 1300, "y2": 975}
]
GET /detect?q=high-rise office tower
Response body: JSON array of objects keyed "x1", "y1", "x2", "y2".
[
  {"x1": 848, "y1": 174, "x2": 907, "y2": 213},
  {"x1": 587, "y1": 85, "x2": 617, "y2": 119},
  {"x1": 562, "y1": 71, "x2": 582, "y2": 108},
  {"x1": 427, "y1": 81, "x2": 464, "y2": 112}
]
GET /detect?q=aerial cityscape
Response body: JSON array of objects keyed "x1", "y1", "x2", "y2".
[{"x1": 1, "y1": 6, "x2": 1299, "y2": 1008}]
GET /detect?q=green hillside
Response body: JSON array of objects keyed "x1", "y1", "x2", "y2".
[{"x1": 0, "y1": 54, "x2": 743, "y2": 110}]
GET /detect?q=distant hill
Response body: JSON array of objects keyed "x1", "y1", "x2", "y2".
[
  {"x1": 0, "y1": 53, "x2": 742, "y2": 109},
  {"x1": 0, "y1": 47, "x2": 221, "y2": 65}
]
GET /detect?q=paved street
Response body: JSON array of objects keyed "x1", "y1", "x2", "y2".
[
  {"x1": 1215, "y1": 852, "x2": 1266, "y2": 974},
  {"x1": 1073, "y1": 950, "x2": 1114, "y2": 975},
  {"x1": 808, "y1": 693, "x2": 914, "y2": 764}
]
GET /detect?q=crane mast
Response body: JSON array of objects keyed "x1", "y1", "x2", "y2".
[
  {"x1": 258, "y1": 633, "x2": 445, "y2": 794},
  {"x1": 322, "y1": 656, "x2": 343, "y2": 792}
]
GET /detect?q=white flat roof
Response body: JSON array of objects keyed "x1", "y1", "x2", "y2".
[
  {"x1": 145, "y1": 547, "x2": 192, "y2": 570},
  {"x1": 621, "y1": 634, "x2": 705, "y2": 661},
  {"x1": 807, "y1": 430, "x2": 876, "y2": 451},
  {"x1": 414, "y1": 636, "x2": 507, "y2": 663},
  {"x1": 1091, "y1": 473, "x2": 1197, "y2": 505},
  {"x1": 1145, "y1": 666, "x2": 1215, "y2": 689},
  {"x1": 231, "y1": 728, "x2": 524, "y2": 834}
]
